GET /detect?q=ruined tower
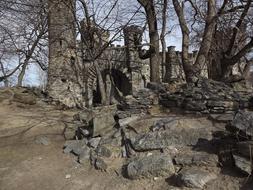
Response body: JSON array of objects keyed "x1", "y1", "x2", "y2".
[{"x1": 47, "y1": 0, "x2": 83, "y2": 107}]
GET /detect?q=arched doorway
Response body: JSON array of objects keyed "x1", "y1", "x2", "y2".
[{"x1": 92, "y1": 69, "x2": 132, "y2": 105}]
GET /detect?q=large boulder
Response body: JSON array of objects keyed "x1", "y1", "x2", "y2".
[
  {"x1": 127, "y1": 154, "x2": 175, "y2": 179},
  {"x1": 177, "y1": 167, "x2": 217, "y2": 189},
  {"x1": 63, "y1": 140, "x2": 88, "y2": 155},
  {"x1": 237, "y1": 141, "x2": 253, "y2": 159},
  {"x1": 174, "y1": 152, "x2": 218, "y2": 167},
  {"x1": 231, "y1": 110, "x2": 253, "y2": 137},
  {"x1": 131, "y1": 120, "x2": 212, "y2": 151},
  {"x1": 74, "y1": 105, "x2": 117, "y2": 137},
  {"x1": 233, "y1": 154, "x2": 252, "y2": 175}
]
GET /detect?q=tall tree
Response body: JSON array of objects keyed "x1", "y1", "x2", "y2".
[{"x1": 137, "y1": 0, "x2": 161, "y2": 83}]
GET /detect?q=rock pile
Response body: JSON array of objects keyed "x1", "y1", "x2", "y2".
[
  {"x1": 61, "y1": 83, "x2": 253, "y2": 188},
  {"x1": 226, "y1": 110, "x2": 253, "y2": 175},
  {"x1": 160, "y1": 79, "x2": 252, "y2": 114},
  {"x1": 63, "y1": 110, "x2": 220, "y2": 188},
  {"x1": 116, "y1": 88, "x2": 159, "y2": 117}
]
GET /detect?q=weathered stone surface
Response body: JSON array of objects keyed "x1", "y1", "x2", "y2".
[
  {"x1": 94, "y1": 157, "x2": 107, "y2": 171},
  {"x1": 209, "y1": 113, "x2": 234, "y2": 122},
  {"x1": 237, "y1": 141, "x2": 253, "y2": 159},
  {"x1": 96, "y1": 145, "x2": 112, "y2": 158},
  {"x1": 88, "y1": 137, "x2": 101, "y2": 148},
  {"x1": 183, "y1": 98, "x2": 207, "y2": 111},
  {"x1": 146, "y1": 82, "x2": 166, "y2": 93},
  {"x1": 174, "y1": 152, "x2": 218, "y2": 167},
  {"x1": 177, "y1": 168, "x2": 217, "y2": 189},
  {"x1": 131, "y1": 127, "x2": 212, "y2": 151},
  {"x1": 92, "y1": 105, "x2": 117, "y2": 137},
  {"x1": 63, "y1": 140, "x2": 88, "y2": 155},
  {"x1": 75, "y1": 110, "x2": 94, "y2": 125},
  {"x1": 64, "y1": 123, "x2": 78, "y2": 140},
  {"x1": 233, "y1": 154, "x2": 252, "y2": 175},
  {"x1": 231, "y1": 110, "x2": 253, "y2": 137},
  {"x1": 115, "y1": 111, "x2": 131, "y2": 119},
  {"x1": 151, "y1": 118, "x2": 179, "y2": 131},
  {"x1": 35, "y1": 136, "x2": 50, "y2": 146},
  {"x1": 160, "y1": 79, "x2": 251, "y2": 114},
  {"x1": 13, "y1": 91, "x2": 36, "y2": 105},
  {"x1": 78, "y1": 147, "x2": 91, "y2": 165},
  {"x1": 118, "y1": 115, "x2": 143, "y2": 127},
  {"x1": 127, "y1": 155, "x2": 175, "y2": 179},
  {"x1": 74, "y1": 105, "x2": 117, "y2": 137}
]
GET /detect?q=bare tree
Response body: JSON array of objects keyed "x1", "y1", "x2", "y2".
[
  {"x1": 0, "y1": 0, "x2": 48, "y2": 86},
  {"x1": 137, "y1": 0, "x2": 161, "y2": 83},
  {"x1": 172, "y1": 0, "x2": 253, "y2": 83}
]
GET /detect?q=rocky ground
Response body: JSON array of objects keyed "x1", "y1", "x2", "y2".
[{"x1": 0, "y1": 86, "x2": 253, "y2": 190}]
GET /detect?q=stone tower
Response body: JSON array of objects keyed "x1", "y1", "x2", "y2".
[{"x1": 47, "y1": 0, "x2": 82, "y2": 107}]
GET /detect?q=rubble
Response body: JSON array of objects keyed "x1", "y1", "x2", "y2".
[
  {"x1": 224, "y1": 110, "x2": 253, "y2": 176},
  {"x1": 176, "y1": 167, "x2": 217, "y2": 189},
  {"x1": 230, "y1": 110, "x2": 253, "y2": 137},
  {"x1": 174, "y1": 152, "x2": 219, "y2": 167},
  {"x1": 131, "y1": 126, "x2": 212, "y2": 151},
  {"x1": 35, "y1": 136, "x2": 50, "y2": 146},
  {"x1": 233, "y1": 154, "x2": 252, "y2": 175},
  {"x1": 60, "y1": 82, "x2": 253, "y2": 185},
  {"x1": 126, "y1": 154, "x2": 175, "y2": 179}
]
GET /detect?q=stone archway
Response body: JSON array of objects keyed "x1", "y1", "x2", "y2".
[{"x1": 92, "y1": 69, "x2": 132, "y2": 105}]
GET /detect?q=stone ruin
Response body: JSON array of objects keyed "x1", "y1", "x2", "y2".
[
  {"x1": 46, "y1": 0, "x2": 253, "y2": 109},
  {"x1": 45, "y1": 1, "x2": 253, "y2": 188}
]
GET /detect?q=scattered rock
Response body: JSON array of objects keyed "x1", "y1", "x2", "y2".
[
  {"x1": 94, "y1": 157, "x2": 107, "y2": 171},
  {"x1": 126, "y1": 154, "x2": 175, "y2": 179},
  {"x1": 237, "y1": 141, "x2": 253, "y2": 159},
  {"x1": 92, "y1": 105, "x2": 117, "y2": 137},
  {"x1": 88, "y1": 137, "x2": 101, "y2": 148},
  {"x1": 115, "y1": 111, "x2": 131, "y2": 119},
  {"x1": 96, "y1": 146, "x2": 112, "y2": 158},
  {"x1": 64, "y1": 123, "x2": 78, "y2": 140},
  {"x1": 78, "y1": 147, "x2": 91, "y2": 165},
  {"x1": 73, "y1": 105, "x2": 117, "y2": 137},
  {"x1": 65, "y1": 174, "x2": 71, "y2": 179},
  {"x1": 209, "y1": 113, "x2": 234, "y2": 122},
  {"x1": 151, "y1": 118, "x2": 178, "y2": 132},
  {"x1": 231, "y1": 110, "x2": 253, "y2": 137},
  {"x1": 177, "y1": 167, "x2": 217, "y2": 189},
  {"x1": 131, "y1": 127, "x2": 212, "y2": 151},
  {"x1": 118, "y1": 115, "x2": 143, "y2": 127},
  {"x1": 35, "y1": 136, "x2": 50, "y2": 146},
  {"x1": 174, "y1": 152, "x2": 219, "y2": 167},
  {"x1": 233, "y1": 154, "x2": 252, "y2": 175},
  {"x1": 63, "y1": 140, "x2": 88, "y2": 155}
]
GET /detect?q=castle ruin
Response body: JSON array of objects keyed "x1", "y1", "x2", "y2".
[{"x1": 47, "y1": 0, "x2": 252, "y2": 108}]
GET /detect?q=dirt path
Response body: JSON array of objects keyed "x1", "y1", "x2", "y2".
[{"x1": 0, "y1": 101, "x2": 168, "y2": 190}]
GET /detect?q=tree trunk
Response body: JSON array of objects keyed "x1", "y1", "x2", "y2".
[
  {"x1": 172, "y1": 0, "x2": 195, "y2": 83},
  {"x1": 17, "y1": 62, "x2": 28, "y2": 86},
  {"x1": 160, "y1": 0, "x2": 167, "y2": 82},
  {"x1": 194, "y1": 0, "x2": 216, "y2": 76},
  {"x1": 137, "y1": 0, "x2": 160, "y2": 83}
]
